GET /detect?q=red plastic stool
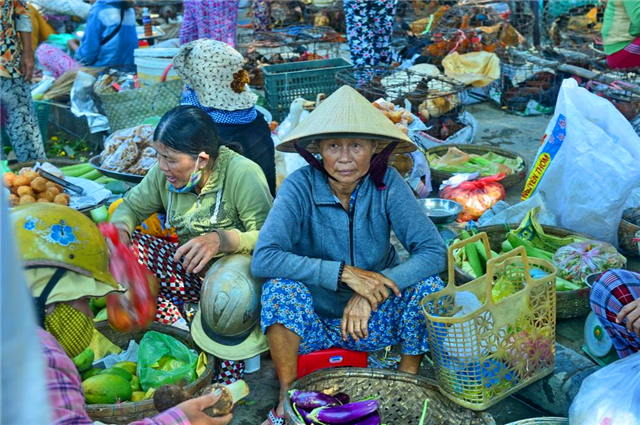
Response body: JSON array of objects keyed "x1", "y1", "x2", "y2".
[{"x1": 296, "y1": 348, "x2": 368, "y2": 379}]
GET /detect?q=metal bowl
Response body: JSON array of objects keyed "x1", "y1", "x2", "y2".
[
  {"x1": 418, "y1": 198, "x2": 463, "y2": 224},
  {"x1": 90, "y1": 155, "x2": 144, "y2": 184}
]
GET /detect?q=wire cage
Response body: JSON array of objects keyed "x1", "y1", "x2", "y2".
[
  {"x1": 496, "y1": 52, "x2": 562, "y2": 115},
  {"x1": 436, "y1": 0, "x2": 535, "y2": 42},
  {"x1": 586, "y1": 74, "x2": 640, "y2": 129},
  {"x1": 400, "y1": 28, "x2": 506, "y2": 68},
  {"x1": 542, "y1": 0, "x2": 605, "y2": 48},
  {"x1": 301, "y1": 0, "x2": 346, "y2": 33},
  {"x1": 336, "y1": 66, "x2": 468, "y2": 140},
  {"x1": 237, "y1": 26, "x2": 344, "y2": 89}
]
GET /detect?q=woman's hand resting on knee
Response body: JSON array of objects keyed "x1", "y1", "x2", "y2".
[
  {"x1": 341, "y1": 294, "x2": 372, "y2": 342},
  {"x1": 341, "y1": 266, "x2": 401, "y2": 311}
]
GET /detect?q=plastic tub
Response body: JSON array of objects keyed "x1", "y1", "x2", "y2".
[{"x1": 134, "y1": 48, "x2": 180, "y2": 86}]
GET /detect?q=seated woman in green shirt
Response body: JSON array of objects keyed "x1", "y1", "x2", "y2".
[
  {"x1": 602, "y1": 0, "x2": 640, "y2": 69},
  {"x1": 110, "y1": 105, "x2": 273, "y2": 326}
]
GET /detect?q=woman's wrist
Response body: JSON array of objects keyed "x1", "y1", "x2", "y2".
[{"x1": 213, "y1": 229, "x2": 239, "y2": 253}]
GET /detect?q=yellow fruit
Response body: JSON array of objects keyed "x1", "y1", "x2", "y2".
[
  {"x1": 100, "y1": 367, "x2": 132, "y2": 382},
  {"x1": 113, "y1": 361, "x2": 137, "y2": 376},
  {"x1": 83, "y1": 374, "x2": 132, "y2": 404},
  {"x1": 130, "y1": 375, "x2": 141, "y2": 392},
  {"x1": 131, "y1": 391, "x2": 146, "y2": 402}
]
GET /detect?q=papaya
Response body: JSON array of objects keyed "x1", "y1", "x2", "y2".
[
  {"x1": 81, "y1": 368, "x2": 103, "y2": 381},
  {"x1": 101, "y1": 367, "x2": 132, "y2": 382},
  {"x1": 130, "y1": 375, "x2": 141, "y2": 392},
  {"x1": 113, "y1": 361, "x2": 137, "y2": 376},
  {"x1": 83, "y1": 374, "x2": 132, "y2": 404},
  {"x1": 72, "y1": 348, "x2": 94, "y2": 373},
  {"x1": 131, "y1": 391, "x2": 146, "y2": 402}
]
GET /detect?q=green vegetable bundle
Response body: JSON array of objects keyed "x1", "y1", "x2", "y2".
[{"x1": 428, "y1": 147, "x2": 524, "y2": 176}]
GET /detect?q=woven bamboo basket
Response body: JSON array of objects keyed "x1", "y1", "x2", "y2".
[
  {"x1": 86, "y1": 323, "x2": 215, "y2": 424},
  {"x1": 618, "y1": 218, "x2": 640, "y2": 257},
  {"x1": 284, "y1": 368, "x2": 496, "y2": 425},
  {"x1": 506, "y1": 418, "x2": 568, "y2": 425},
  {"x1": 426, "y1": 144, "x2": 528, "y2": 191},
  {"x1": 9, "y1": 158, "x2": 81, "y2": 172},
  {"x1": 453, "y1": 224, "x2": 594, "y2": 319}
]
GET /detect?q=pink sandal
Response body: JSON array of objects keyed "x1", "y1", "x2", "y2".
[{"x1": 266, "y1": 408, "x2": 285, "y2": 425}]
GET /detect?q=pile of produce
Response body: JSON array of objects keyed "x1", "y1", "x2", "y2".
[
  {"x1": 74, "y1": 348, "x2": 151, "y2": 404},
  {"x1": 100, "y1": 125, "x2": 157, "y2": 176},
  {"x1": 58, "y1": 162, "x2": 127, "y2": 194},
  {"x1": 290, "y1": 390, "x2": 381, "y2": 425},
  {"x1": 4, "y1": 167, "x2": 70, "y2": 207},
  {"x1": 372, "y1": 99, "x2": 413, "y2": 134},
  {"x1": 452, "y1": 210, "x2": 625, "y2": 293},
  {"x1": 427, "y1": 147, "x2": 525, "y2": 176}
]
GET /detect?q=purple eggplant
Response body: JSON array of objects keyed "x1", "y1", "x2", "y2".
[
  {"x1": 290, "y1": 390, "x2": 340, "y2": 410},
  {"x1": 351, "y1": 411, "x2": 381, "y2": 425},
  {"x1": 333, "y1": 392, "x2": 350, "y2": 405},
  {"x1": 308, "y1": 400, "x2": 379, "y2": 424},
  {"x1": 293, "y1": 403, "x2": 314, "y2": 425}
]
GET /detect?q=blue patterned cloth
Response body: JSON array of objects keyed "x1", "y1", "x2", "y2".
[
  {"x1": 260, "y1": 275, "x2": 445, "y2": 355},
  {"x1": 181, "y1": 85, "x2": 257, "y2": 124}
]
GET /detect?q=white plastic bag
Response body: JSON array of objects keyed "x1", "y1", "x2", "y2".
[
  {"x1": 478, "y1": 192, "x2": 558, "y2": 227},
  {"x1": 569, "y1": 351, "x2": 640, "y2": 425},
  {"x1": 522, "y1": 79, "x2": 640, "y2": 246}
]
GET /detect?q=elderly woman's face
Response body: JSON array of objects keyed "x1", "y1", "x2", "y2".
[
  {"x1": 153, "y1": 142, "x2": 200, "y2": 188},
  {"x1": 318, "y1": 138, "x2": 376, "y2": 185}
]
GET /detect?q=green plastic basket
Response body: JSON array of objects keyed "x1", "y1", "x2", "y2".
[{"x1": 263, "y1": 58, "x2": 352, "y2": 122}]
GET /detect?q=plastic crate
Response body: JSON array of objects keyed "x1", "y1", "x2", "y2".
[
  {"x1": 297, "y1": 348, "x2": 368, "y2": 379},
  {"x1": 34, "y1": 100, "x2": 51, "y2": 141},
  {"x1": 263, "y1": 58, "x2": 352, "y2": 122}
]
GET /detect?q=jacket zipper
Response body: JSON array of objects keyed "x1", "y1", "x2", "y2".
[{"x1": 348, "y1": 199, "x2": 356, "y2": 266}]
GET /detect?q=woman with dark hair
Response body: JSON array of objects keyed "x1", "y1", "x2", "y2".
[{"x1": 110, "y1": 105, "x2": 273, "y2": 327}]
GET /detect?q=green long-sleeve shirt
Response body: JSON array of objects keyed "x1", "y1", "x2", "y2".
[
  {"x1": 111, "y1": 146, "x2": 273, "y2": 256},
  {"x1": 602, "y1": 0, "x2": 640, "y2": 55}
]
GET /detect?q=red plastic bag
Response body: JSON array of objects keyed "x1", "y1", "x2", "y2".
[
  {"x1": 99, "y1": 223, "x2": 158, "y2": 332},
  {"x1": 440, "y1": 174, "x2": 506, "y2": 222}
]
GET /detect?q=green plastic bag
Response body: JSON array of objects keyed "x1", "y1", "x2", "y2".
[{"x1": 137, "y1": 331, "x2": 198, "y2": 391}]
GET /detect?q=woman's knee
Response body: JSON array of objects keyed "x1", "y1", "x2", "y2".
[
  {"x1": 590, "y1": 270, "x2": 629, "y2": 305},
  {"x1": 261, "y1": 278, "x2": 313, "y2": 314}
]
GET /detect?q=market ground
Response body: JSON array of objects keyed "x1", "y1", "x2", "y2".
[{"x1": 229, "y1": 102, "x2": 621, "y2": 424}]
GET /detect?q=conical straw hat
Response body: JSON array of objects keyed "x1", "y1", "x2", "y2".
[{"x1": 278, "y1": 85, "x2": 416, "y2": 154}]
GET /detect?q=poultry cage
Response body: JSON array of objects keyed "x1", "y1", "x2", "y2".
[
  {"x1": 336, "y1": 66, "x2": 467, "y2": 141},
  {"x1": 587, "y1": 74, "x2": 640, "y2": 136},
  {"x1": 301, "y1": 0, "x2": 346, "y2": 34},
  {"x1": 495, "y1": 52, "x2": 563, "y2": 116},
  {"x1": 400, "y1": 27, "x2": 505, "y2": 69},
  {"x1": 237, "y1": 26, "x2": 345, "y2": 89},
  {"x1": 542, "y1": 0, "x2": 605, "y2": 49},
  {"x1": 436, "y1": 0, "x2": 535, "y2": 42}
]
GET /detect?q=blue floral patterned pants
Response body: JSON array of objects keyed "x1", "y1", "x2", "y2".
[
  {"x1": 261, "y1": 275, "x2": 445, "y2": 355},
  {"x1": 344, "y1": 0, "x2": 398, "y2": 67}
]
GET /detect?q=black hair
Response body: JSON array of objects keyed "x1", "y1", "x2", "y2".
[{"x1": 154, "y1": 105, "x2": 222, "y2": 159}]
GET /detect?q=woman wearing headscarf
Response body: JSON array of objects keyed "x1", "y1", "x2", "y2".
[
  {"x1": 173, "y1": 39, "x2": 276, "y2": 196},
  {"x1": 252, "y1": 85, "x2": 447, "y2": 424}
]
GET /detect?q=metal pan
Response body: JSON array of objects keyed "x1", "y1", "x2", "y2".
[{"x1": 90, "y1": 155, "x2": 144, "y2": 184}]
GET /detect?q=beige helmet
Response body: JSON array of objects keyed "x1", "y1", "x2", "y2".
[{"x1": 192, "y1": 254, "x2": 264, "y2": 352}]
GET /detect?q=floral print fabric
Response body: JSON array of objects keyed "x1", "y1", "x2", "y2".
[
  {"x1": 260, "y1": 275, "x2": 445, "y2": 355},
  {"x1": 1, "y1": 0, "x2": 32, "y2": 79},
  {"x1": 344, "y1": 0, "x2": 398, "y2": 67},
  {"x1": 179, "y1": 0, "x2": 239, "y2": 47}
]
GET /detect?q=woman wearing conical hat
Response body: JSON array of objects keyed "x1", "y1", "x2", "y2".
[{"x1": 251, "y1": 86, "x2": 447, "y2": 424}]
